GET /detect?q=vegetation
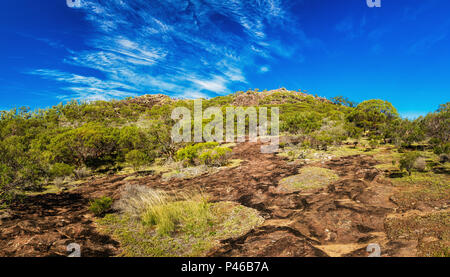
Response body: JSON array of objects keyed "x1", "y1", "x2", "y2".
[
  {"x1": 279, "y1": 166, "x2": 339, "y2": 191},
  {"x1": 399, "y1": 152, "x2": 422, "y2": 175},
  {"x1": 0, "y1": 89, "x2": 448, "y2": 258},
  {"x1": 89, "y1": 196, "x2": 113, "y2": 216},
  {"x1": 385, "y1": 211, "x2": 449, "y2": 257},
  {"x1": 175, "y1": 142, "x2": 232, "y2": 167},
  {"x1": 97, "y1": 185, "x2": 264, "y2": 256},
  {"x1": 0, "y1": 90, "x2": 448, "y2": 207}
]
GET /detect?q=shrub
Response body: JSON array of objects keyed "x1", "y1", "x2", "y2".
[
  {"x1": 49, "y1": 163, "x2": 74, "y2": 178},
  {"x1": 175, "y1": 142, "x2": 219, "y2": 165},
  {"x1": 125, "y1": 150, "x2": 149, "y2": 170},
  {"x1": 439, "y1": 154, "x2": 449, "y2": 164},
  {"x1": 89, "y1": 196, "x2": 113, "y2": 216},
  {"x1": 49, "y1": 123, "x2": 119, "y2": 167},
  {"x1": 73, "y1": 167, "x2": 91, "y2": 180},
  {"x1": 349, "y1": 99, "x2": 399, "y2": 132},
  {"x1": 281, "y1": 112, "x2": 322, "y2": 134},
  {"x1": 309, "y1": 133, "x2": 333, "y2": 150},
  {"x1": 0, "y1": 163, "x2": 13, "y2": 189},
  {"x1": 198, "y1": 147, "x2": 232, "y2": 166},
  {"x1": 0, "y1": 163, "x2": 14, "y2": 206},
  {"x1": 433, "y1": 143, "x2": 450, "y2": 155},
  {"x1": 330, "y1": 95, "x2": 357, "y2": 107},
  {"x1": 369, "y1": 138, "x2": 379, "y2": 149},
  {"x1": 399, "y1": 152, "x2": 421, "y2": 175}
]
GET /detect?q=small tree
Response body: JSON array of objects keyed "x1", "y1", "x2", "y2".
[
  {"x1": 349, "y1": 99, "x2": 399, "y2": 133},
  {"x1": 330, "y1": 96, "x2": 357, "y2": 107},
  {"x1": 125, "y1": 150, "x2": 148, "y2": 170},
  {"x1": 49, "y1": 163, "x2": 74, "y2": 178},
  {"x1": 399, "y1": 152, "x2": 420, "y2": 175}
]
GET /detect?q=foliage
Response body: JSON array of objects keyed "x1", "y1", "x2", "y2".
[
  {"x1": 399, "y1": 152, "x2": 421, "y2": 175},
  {"x1": 141, "y1": 196, "x2": 210, "y2": 235},
  {"x1": 330, "y1": 95, "x2": 357, "y2": 107},
  {"x1": 433, "y1": 143, "x2": 450, "y2": 155},
  {"x1": 423, "y1": 102, "x2": 449, "y2": 144},
  {"x1": 0, "y1": 91, "x2": 447, "y2": 205},
  {"x1": 198, "y1": 146, "x2": 232, "y2": 166},
  {"x1": 49, "y1": 163, "x2": 74, "y2": 178},
  {"x1": 97, "y1": 186, "x2": 263, "y2": 256},
  {"x1": 349, "y1": 99, "x2": 399, "y2": 132},
  {"x1": 89, "y1": 196, "x2": 113, "y2": 216},
  {"x1": 175, "y1": 142, "x2": 219, "y2": 165},
  {"x1": 125, "y1": 150, "x2": 149, "y2": 170},
  {"x1": 281, "y1": 112, "x2": 323, "y2": 134},
  {"x1": 49, "y1": 123, "x2": 119, "y2": 167}
]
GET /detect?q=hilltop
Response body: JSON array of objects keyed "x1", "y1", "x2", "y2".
[{"x1": 0, "y1": 89, "x2": 448, "y2": 257}]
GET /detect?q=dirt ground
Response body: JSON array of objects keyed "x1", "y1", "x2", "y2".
[{"x1": 0, "y1": 141, "x2": 446, "y2": 257}]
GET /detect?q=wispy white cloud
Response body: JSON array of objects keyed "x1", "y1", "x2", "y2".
[
  {"x1": 28, "y1": 69, "x2": 138, "y2": 101},
  {"x1": 29, "y1": 0, "x2": 310, "y2": 101},
  {"x1": 259, "y1": 66, "x2": 270, "y2": 73},
  {"x1": 407, "y1": 32, "x2": 448, "y2": 55}
]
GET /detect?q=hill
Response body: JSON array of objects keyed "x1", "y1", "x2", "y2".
[{"x1": 0, "y1": 89, "x2": 448, "y2": 257}]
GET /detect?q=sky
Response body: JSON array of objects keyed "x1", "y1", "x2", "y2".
[{"x1": 0, "y1": 0, "x2": 449, "y2": 118}]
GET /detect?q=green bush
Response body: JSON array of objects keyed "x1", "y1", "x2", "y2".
[
  {"x1": 399, "y1": 152, "x2": 421, "y2": 175},
  {"x1": 369, "y1": 138, "x2": 379, "y2": 149},
  {"x1": 125, "y1": 150, "x2": 149, "y2": 170},
  {"x1": 433, "y1": 143, "x2": 450, "y2": 155},
  {"x1": 49, "y1": 123, "x2": 119, "y2": 167},
  {"x1": 49, "y1": 163, "x2": 74, "y2": 178},
  {"x1": 309, "y1": 133, "x2": 333, "y2": 150},
  {"x1": 175, "y1": 142, "x2": 219, "y2": 165},
  {"x1": 0, "y1": 163, "x2": 13, "y2": 188},
  {"x1": 439, "y1": 154, "x2": 449, "y2": 164},
  {"x1": 0, "y1": 163, "x2": 14, "y2": 205},
  {"x1": 89, "y1": 196, "x2": 113, "y2": 216},
  {"x1": 199, "y1": 147, "x2": 232, "y2": 166},
  {"x1": 281, "y1": 112, "x2": 323, "y2": 134},
  {"x1": 349, "y1": 99, "x2": 399, "y2": 132}
]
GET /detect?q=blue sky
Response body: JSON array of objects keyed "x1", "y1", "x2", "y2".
[{"x1": 0, "y1": 0, "x2": 449, "y2": 118}]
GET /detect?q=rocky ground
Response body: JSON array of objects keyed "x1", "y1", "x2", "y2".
[{"x1": 0, "y1": 141, "x2": 448, "y2": 257}]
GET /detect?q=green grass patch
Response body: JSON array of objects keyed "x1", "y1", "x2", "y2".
[
  {"x1": 390, "y1": 171, "x2": 450, "y2": 210},
  {"x1": 226, "y1": 159, "x2": 243, "y2": 169},
  {"x1": 161, "y1": 159, "x2": 243, "y2": 181},
  {"x1": 279, "y1": 166, "x2": 339, "y2": 191},
  {"x1": 89, "y1": 196, "x2": 113, "y2": 217},
  {"x1": 96, "y1": 187, "x2": 263, "y2": 256}
]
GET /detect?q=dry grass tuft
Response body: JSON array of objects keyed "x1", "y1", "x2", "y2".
[{"x1": 97, "y1": 185, "x2": 263, "y2": 256}]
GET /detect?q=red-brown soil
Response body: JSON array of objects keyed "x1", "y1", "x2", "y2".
[{"x1": 0, "y1": 141, "x2": 421, "y2": 257}]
